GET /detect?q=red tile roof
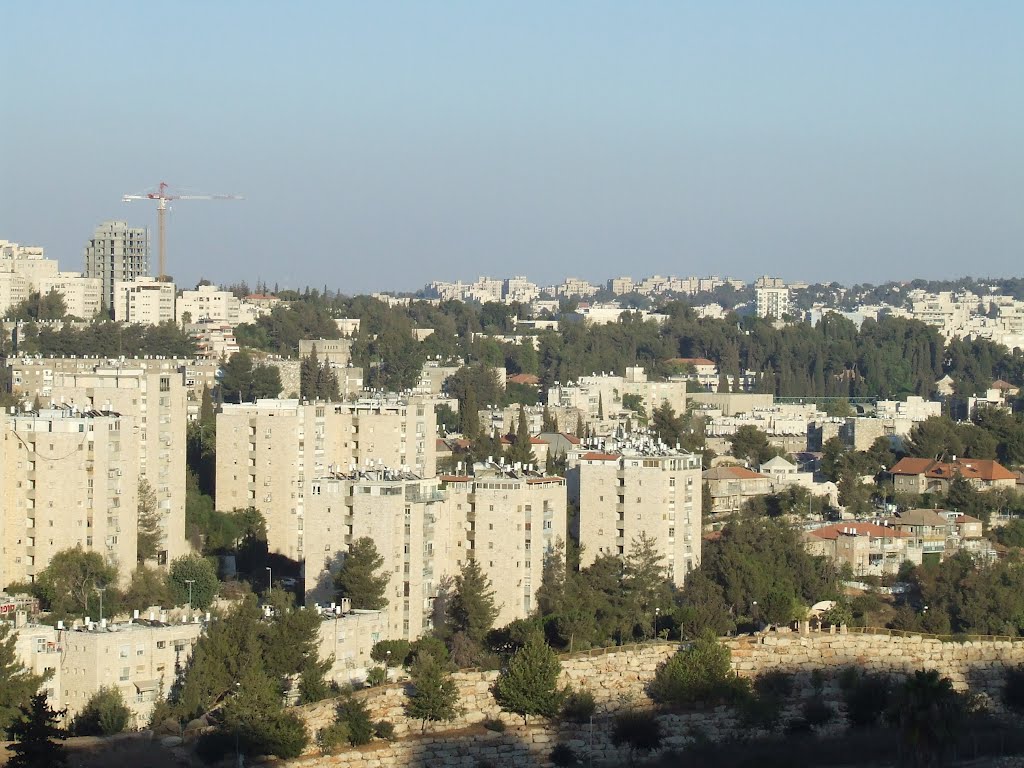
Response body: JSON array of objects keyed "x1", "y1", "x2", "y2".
[
  {"x1": 581, "y1": 452, "x2": 620, "y2": 462},
  {"x1": 508, "y1": 373, "x2": 540, "y2": 386},
  {"x1": 808, "y1": 523, "x2": 912, "y2": 540},
  {"x1": 439, "y1": 475, "x2": 472, "y2": 483},
  {"x1": 890, "y1": 457, "x2": 1015, "y2": 482},
  {"x1": 702, "y1": 466, "x2": 767, "y2": 480},
  {"x1": 668, "y1": 357, "x2": 717, "y2": 367}
]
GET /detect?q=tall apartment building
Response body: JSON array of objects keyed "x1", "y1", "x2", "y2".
[
  {"x1": 0, "y1": 407, "x2": 140, "y2": 588},
  {"x1": 443, "y1": 467, "x2": 567, "y2": 626},
  {"x1": 83, "y1": 221, "x2": 150, "y2": 311},
  {"x1": 570, "y1": 447, "x2": 702, "y2": 586},
  {"x1": 114, "y1": 278, "x2": 176, "y2": 324},
  {"x1": 7, "y1": 360, "x2": 189, "y2": 565},
  {"x1": 216, "y1": 397, "x2": 437, "y2": 560},
  {"x1": 304, "y1": 470, "x2": 448, "y2": 640},
  {"x1": 755, "y1": 276, "x2": 790, "y2": 320}
]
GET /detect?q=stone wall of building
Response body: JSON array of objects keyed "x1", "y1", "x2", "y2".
[{"x1": 275, "y1": 631, "x2": 1024, "y2": 767}]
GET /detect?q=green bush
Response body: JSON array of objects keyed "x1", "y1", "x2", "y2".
[
  {"x1": 317, "y1": 721, "x2": 350, "y2": 755},
  {"x1": 842, "y1": 670, "x2": 892, "y2": 728},
  {"x1": 648, "y1": 635, "x2": 749, "y2": 708},
  {"x1": 371, "y1": 639, "x2": 411, "y2": 667},
  {"x1": 551, "y1": 743, "x2": 579, "y2": 767},
  {"x1": 754, "y1": 671, "x2": 794, "y2": 700},
  {"x1": 195, "y1": 730, "x2": 236, "y2": 764},
  {"x1": 482, "y1": 717, "x2": 506, "y2": 732},
  {"x1": 409, "y1": 635, "x2": 450, "y2": 665},
  {"x1": 337, "y1": 695, "x2": 374, "y2": 745},
  {"x1": 374, "y1": 720, "x2": 396, "y2": 741},
  {"x1": 366, "y1": 666, "x2": 387, "y2": 687},
  {"x1": 247, "y1": 711, "x2": 308, "y2": 759},
  {"x1": 802, "y1": 698, "x2": 835, "y2": 728},
  {"x1": 71, "y1": 686, "x2": 131, "y2": 736},
  {"x1": 560, "y1": 689, "x2": 596, "y2": 723},
  {"x1": 611, "y1": 710, "x2": 663, "y2": 757}
]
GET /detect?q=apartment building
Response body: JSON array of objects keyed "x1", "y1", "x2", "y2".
[
  {"x1": 114, "y1": 278, "x2": 176, "y2": 324},
  {"x1": 36, "y1": 273, "x2": 104, "y2": 319},
  {"x1": 176, "y1": 284, "x2": 241, "y2": 324},
  {"x1": 755, "y1": 276, "x2": 790, "y2": 320},
  {"x1": 9, "y1": 359, "x2": 189, "y2": 565},
  {"x1": 304, "y1": 470, "x2": 449, "y2": 641},
  {"x1": 216, "y1": 397, "x2": 437, "y2": 560},
  {"x1": 298, "y1": 338, "x2": 353, "y2": 366},
  {"x1": 443, "y1": 467, "x2": 567, "y2": 626},
  {"x1": 0, "y1": 407, "x2": 139, "y2": 588},
  {"x1": 10, "y1": 616, "x2": 203, "y2": 725},
  {"x1": 83, "y1": 221, "x2": 150, "y2": 310},
  {"x1": 548, "y1": 367, "x2": 687, "y2": 426},
  {"x1": 570, "y1": 448, "x2": 702, "y2": 585}
]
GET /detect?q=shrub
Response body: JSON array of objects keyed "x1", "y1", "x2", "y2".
[
  {"x1": 754, "y1": 671, "x2": 794, "y2": 700},
  {"x1": 611, "y1": 710, "x2": 663, "y2": 758},
  {"x1": 551, "y1": 743, "x2": 579, "y2": 767},
  {"x1": 802, "y1": 698, "x2": 835, "y2": 728},
  {"x1": 842, "y1": 671, "x2": 892, "y2": 728},
  {"x1": 482, "y1": 717, "x2": 506, "y2": 732},
  {"x1": 371, "y1": 639, "x2": 411, "y2": 667},
  {"x1": 374, "y1": 720, "x2": 396, "y2": 741},
  {"x1": 409, "y1": 635, "x2": 449, "y2": 665},
  {"x1": 1004, "y1": 666, "x2": 1024, "y2": 713},
  {"x1": 195, "y1": 730, "x2": 236, "y2": 764},
  {"x1": 738, "y1": 692, "x2": 784, "y2": 730},
  {"x1": 248, "y1": 711, "x2": 308, "y2": 759},
  {"x1": 366, "y1": 666, "x2": 387, "y2": 687},
  {"x1": 648, "y1": 635, "x2": 749, "y2": 708},
  {"x1": 560, "y1": 689, "x2": 596, "y2": 723},
  {"x1": 71, "y1": 686, "x2": 132, "y2": 736},
  {"x1": 337, "y1": 694, "x2": 374, "y2": 745},
  {"x1": 317, "y1": 721, "x2": 350, "y2": 755}
]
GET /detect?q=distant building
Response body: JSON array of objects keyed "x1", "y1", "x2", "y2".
[
  {"x1": 805, "y1": 523, "x2": 922, "y2": 576},
  {"x1": 176, "y1": 284, "x2": 241, "y2": 325},
  {"x1": 702, "y1": 465, "x2": 772, "y2": 516},
  {"x1": 889, "y1": 457, "x2": 1017, "y2": 495},
  {"x1": 755, "y1": 276, "x2": 790, "y2": 320},
  {"x1": 114, "y1": 278, "x2": 175, "y2": 324},
  {"x1": 83, "y1": 221, "x2": 150, "y2": 311}
]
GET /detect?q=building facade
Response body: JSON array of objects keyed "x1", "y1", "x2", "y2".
[{"x1": 83, "y1": 221, "x2": 150, "y2": 311}]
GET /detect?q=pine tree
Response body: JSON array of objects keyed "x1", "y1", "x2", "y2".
[
  {"x1": 0, "y1": 625, "x2": 46, "y2": 738},
  {"x1": 462, "y1": 386, "x2": 479, "y2": 438},
  {"x1": 405, "y1": 652, "x2": 461, "y2": 732},
  {"x1": 136, "y1": 478, "x2": 162, "y2": 563},
  {"x1": 199, "y1": 384, "x2": 215, "y2": 424},
  {"x1": 494, "y1": 635, "x2": 564, "y2": 725},
  {"x1": 597, "y1": 392, "x2": 604, "y2": 420},
  {"x1": 300, "y1": 345, "x2": 319, "y2": 400},
  {"x1": 447, "y1": 558, "x2": 498, "y2": 645},
  {"x1": 334, "y1": 538, "x2": 390, "y2": 610},
  {"x1": 6, "y1": 693, "x2": 67, "y2": 768}
]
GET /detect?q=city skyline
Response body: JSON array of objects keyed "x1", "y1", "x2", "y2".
[{"x1": 3, "y1": 3, "x2": 1023, "y2": 293}]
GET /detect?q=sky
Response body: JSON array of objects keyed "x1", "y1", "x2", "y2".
[{"x1": 2, "y1": 2, "x2": 1022, "y2": 294}]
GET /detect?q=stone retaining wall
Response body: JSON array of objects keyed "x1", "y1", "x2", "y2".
[{"x1": 282, "y1": 631, "x2": 1024, "y2": 767}]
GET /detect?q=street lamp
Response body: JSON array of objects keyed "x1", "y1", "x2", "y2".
[
  {"x1": 265, "y1": 566, "x2": 272, "y2": 593},
  {"x1": 185, "y1": 579, "x2": 196, "y2": 612},
  {"x1": 654, "y1": 607, "x2": 660, "y2": 640}
]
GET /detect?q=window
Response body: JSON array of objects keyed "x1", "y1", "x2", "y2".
[{"x1": 120, "y1": 667, "x2": 130, "y2": 681}]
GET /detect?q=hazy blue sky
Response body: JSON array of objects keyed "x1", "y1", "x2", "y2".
[{"x1": 2, "y1": 2, "x2": 1022, "y2": 294}]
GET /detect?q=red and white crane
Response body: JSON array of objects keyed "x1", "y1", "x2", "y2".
[{"x1": 122, "y1": 181, "x2": 242, "y2": 282}]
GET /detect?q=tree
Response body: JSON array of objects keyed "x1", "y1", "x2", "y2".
[
  {"x1": 893, "y1": 670, "x2": 962, "y2": 768},
  {"x1": 6, "y1": 693, "x2": 67, "y2": 768},
  {"x1": 70, "y1": 686, "x2": 131, "y2": 736},
  {"x1": 611, "y1": 710, "x2": 663, "y2": 765},
  {"x1": 222, "y1": 664, "x2": 308, "y2": 758},
  {"x1": 0, "y1": 624, "x2": 46, "y2": 738},
  {"x1": 405, "y1": 651, "x2": 461, "y2": 732},
  {"x1": 334, "y1": 537, "x2": 389, "y2": 610},
  {"x1": 136, "y1": 478, "x2": 162, "y2": 563},
  {"x1": 623, "y1": 533, "x2": 672, "y2": 639},
  {"x1": 300, "y1": 344, "x2": 320, "y2": 400},
  {"x1": 493, "y1": 634, "x2": 564, "y2": 725},
  {"x1": 123, "y1": 565, "x2": 173, "y2": 609},
  {"x1": 34, "y1": 548, "x2": 119, "y2": 620},
  {"x1": 168, "y1": 554, "x2": 219, "y2": 609},
  {"x1": 447, "y1": 558, "x2": 498, "y2": 646},
  {"x1": 648, "y1": 634, "x2": 746, "y2": 707},
  {"x1": 728, "y1": 425, "x2": 777, "y2": 465}
]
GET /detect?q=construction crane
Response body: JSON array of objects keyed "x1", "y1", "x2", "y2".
[{"x1": 122, "y1": 181, "x2": 242, "y2": 282}]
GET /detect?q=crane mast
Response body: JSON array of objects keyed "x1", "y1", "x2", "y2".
[{"x1": 122, "y1": 181, "x2": 241, "y2": 281}]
